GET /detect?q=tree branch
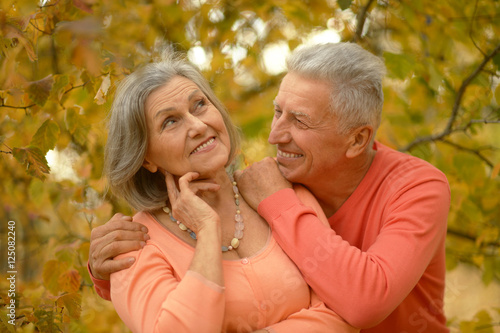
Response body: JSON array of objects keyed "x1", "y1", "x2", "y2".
[
  {"x1": 399, "y1": 43, "x2": 500, "y2": 152},
  {"x1": 440, "y1": 139, "x2": 495, "y2": 168},
  {"x1": 354, "y1": 0, "x2": 377, "y2": 42},
  {"x1": 447, "y1": 228, "x2": 500, "y2": 247}
]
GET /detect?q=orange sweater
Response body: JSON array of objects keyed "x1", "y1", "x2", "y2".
[
  {"x1": 96, "y1": 187, "x2": 358, "y2": 333},
  {"x1": 258, "y1": 141, "x2": 450, "y2": 332}
]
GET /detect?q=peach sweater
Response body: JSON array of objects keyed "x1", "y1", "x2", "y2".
[
  {"x1": 95, "y1": 186, "x2": 358, "y2": 333},
  {"x1": 258, "y1": 142, "x2": 450, "y2": 332}
]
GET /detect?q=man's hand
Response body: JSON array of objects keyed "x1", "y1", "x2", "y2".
[
  {"x1": 89, "y1": 213, "x2": 150, "y2": 280},
  {"x1": 234, "y1": 157, "x2": 292, "y2": 211}
]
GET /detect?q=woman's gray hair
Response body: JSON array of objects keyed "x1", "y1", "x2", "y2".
[
  {"x1": 286, "y1": 42, "x2": 386, "y2": 134},
  {"x1": 105, "y1": 52, "x2": 240, "y2": 211}
]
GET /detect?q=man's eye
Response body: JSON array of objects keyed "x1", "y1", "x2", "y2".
[{"x1": 274, "y1": 109, "x2": 282, "y2": 118}]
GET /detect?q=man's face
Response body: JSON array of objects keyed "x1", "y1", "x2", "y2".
[{"x1": 269, "y1": 72, "x2": 352, "y2": 187}]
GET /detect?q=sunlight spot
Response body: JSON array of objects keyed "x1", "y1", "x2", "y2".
[
  {"x1": 261, "y1": 42, "x2": 290, "y2": 76},
  {"x1": 304, "y1": 29, "x2": 341, "y2": 45},
  {"x1": 46, "y1": 148, "x2": 79, "y2": 183},
  {"x1": 188, "y1": 46, "x2": 212, "y2": 71}
]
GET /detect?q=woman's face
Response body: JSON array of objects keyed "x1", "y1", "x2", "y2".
[{"x1": 142, "y1": 76, "x2": 231, "y2": 178}]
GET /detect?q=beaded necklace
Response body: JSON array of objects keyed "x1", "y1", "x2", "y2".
[{"x1": 162, "y1": 174, "x2": 244, "y2": 252}]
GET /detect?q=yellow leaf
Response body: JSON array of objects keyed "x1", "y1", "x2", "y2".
[
  {"x1": 58, "y1": 269, "x2": 82, "y2": 294},
  {"x1": 12, "y1": 146, "x2": 50, "y2": 180},
  {"x1": 94, "y1": 74, "x2": 111, "y2": 105},
  {"x1": 495, "y1": 84, "x2": 500, "y2": 105},
  {"x1": 30, "y1": 119, "x2": 60, "y2": 154},
  {"x1": 42, "y1": 260, "x2": 69, "y2": 295},
  {"x1": 56, "y1": 293, "x2": 82, "y2": 319},
  {"x1": 492, "y1": 162, "x2": 500, "y2": 179},
  {"x1": 27, "y1": 75, "x2": 54, "y2": 107}
]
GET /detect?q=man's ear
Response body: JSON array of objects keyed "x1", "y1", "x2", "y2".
[
  {"x1": 142, "y1": 158, "x2": 158, "y2": 173},
  {"x1": 346, "y1": 125, "x2": 373, "y2": 159}
]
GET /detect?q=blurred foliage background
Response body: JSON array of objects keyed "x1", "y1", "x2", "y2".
[{"x1": 0, "y1": 0, "x2": 499, "y2": 332}]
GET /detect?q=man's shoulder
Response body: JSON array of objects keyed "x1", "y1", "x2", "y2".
[{"x1": 374, "y1": 141, "x2": 447, "y2": 182}]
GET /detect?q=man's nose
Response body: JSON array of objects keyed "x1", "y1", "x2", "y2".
[{"x1": 268, "y1": 116, "x2": 291, "y2": 145}]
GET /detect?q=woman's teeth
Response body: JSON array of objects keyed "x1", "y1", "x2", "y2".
[{"x1": 191, "y1": 138, "x2": 215, "y2": 154}]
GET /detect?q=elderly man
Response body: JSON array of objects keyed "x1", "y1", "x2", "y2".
[{"x1": 88, "y1": 43, "x2": 450, "y2": 332}]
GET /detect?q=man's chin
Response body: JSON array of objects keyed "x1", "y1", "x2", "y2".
[{"x1": 277, "y1": 164, "x2": 297, "y2": 183}]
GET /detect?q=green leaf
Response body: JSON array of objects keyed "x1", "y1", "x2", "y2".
[
  {"x1": 493, "y1": 53, "x2": 500, "y2": 71},
  {"x1": 12, "y1": 146, "x2": 50, "y2": 180},
  {"x1": 384, "y1": 52, "x2": 416, "y2": 80},
  {"x1": 474, "y1": 310, "x2": 493, "y2": 332},
  {"x1": 0, "y1": 309, "x2": 16, "y2": 333},
  {"x1": 337, "y1": 0, "x2": 352, "y2": 10},
  {"x1": 29, "y1": 178, "x2": 45, "y2": 204},
  {"x1": 51, "y1": 74, "x2": 70, "y2": 102},
  {"x1": 65, "y1": 107, "x2": 79, "y2": 134},
  {"x1": 34, "y1": 307, "x2": 58, "y2": 332},
  {"x1": 30, "y1": 119, "x2": 60, "y2": 155},
  {"x1": 27, "y1": 75, "x2": 54, "y2": 107}
]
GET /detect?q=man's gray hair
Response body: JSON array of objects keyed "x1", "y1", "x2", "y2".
[
  {"x1": 286, "y1": 42, "x2": 386, "y2": 134},
  {"x1": 104, "y1": 52, "x2": 240, "y2": 211}
]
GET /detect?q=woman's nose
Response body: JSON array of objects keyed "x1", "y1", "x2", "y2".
[{"x1": 187, "y1": 114, "x2": 208, "y2": 138}]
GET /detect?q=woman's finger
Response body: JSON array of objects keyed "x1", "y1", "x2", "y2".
[
  {"x1": 177, "y1": 171, "x2": 200, "y2": 192},
  {"x1": 165, "y1": 171, "x2": 179, "y2": 203},
  {"x1": 190, "y1": 182, "x2": 221, "y2": 194}
]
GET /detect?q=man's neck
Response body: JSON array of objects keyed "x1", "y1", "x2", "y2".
[{"x1": 310, "y1": 147, "x2": 376, "y2": 218}]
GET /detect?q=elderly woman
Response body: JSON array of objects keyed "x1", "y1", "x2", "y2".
[{"x1": 99, "y1": 52, "x2": 357, "y2": 333}]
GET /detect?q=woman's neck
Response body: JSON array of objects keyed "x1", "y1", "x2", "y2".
[{"x1": 194, "y1": 167, "x2": 236, "y2": 213}]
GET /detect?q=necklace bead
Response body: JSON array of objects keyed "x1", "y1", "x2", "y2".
[{"x1": 163, "y1": 173, "x2": 244, "y2": 252}]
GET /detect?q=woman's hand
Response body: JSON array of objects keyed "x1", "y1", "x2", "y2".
[
  {"x1": 165, "y1": 171, "x2": 221, "y2": 235},
  {"x1": 89, "y1": 213, "x2": 150, "y2": 280},
  {"x1": 166, "y1": 171, "x2": 224, "y2": 286}
]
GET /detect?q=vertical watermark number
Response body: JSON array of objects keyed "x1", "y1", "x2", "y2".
[{"x1": 6, "y1": 220, "x2": 16, "y2": 325}]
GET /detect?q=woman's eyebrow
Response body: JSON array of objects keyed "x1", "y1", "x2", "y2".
[
  {"x1": 188, "y1": 89, "x2": 201, "y2": 101},
  {"x1": 153, "y1": 89, "x2": 202, "y2": 120}
]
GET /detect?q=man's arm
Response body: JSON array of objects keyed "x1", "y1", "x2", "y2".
[
  {"x1": 88, "y1": 213, "x2": 149, "y2": 291},
  {"x1": 236, "y1": 158, "x2": 450, "y2": 328}
]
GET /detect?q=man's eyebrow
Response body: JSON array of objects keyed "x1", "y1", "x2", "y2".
[
  {"x1": 290, "y1": 110, "x2": 311, "y2": 120},
  {"x1": 154, "y1": 89, "x2": 200, "y2": 120},
  {"x1": 273, "y1": 100, "x2": 311, "y2": 120}
]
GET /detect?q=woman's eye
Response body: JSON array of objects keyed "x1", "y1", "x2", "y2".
[
  {"x1": 195, "y1": 98, "x2": 207, "y2": 109},
  {"x1": 162, "y1": 118, "x2": 176, "y2": 130}
]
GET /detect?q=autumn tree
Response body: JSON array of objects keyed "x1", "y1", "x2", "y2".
[{"x1": 1, "y1": 0, "x2": 499, "y2": 332}]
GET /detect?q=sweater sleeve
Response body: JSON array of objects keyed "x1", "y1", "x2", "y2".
[
  {"x1": 110, "y1": 244, "x2": 225, "y2": 333},
  {"x1": 87, "y1": 262, "x2": 111, "y2": 301},
  {"x1": 266, "y1": 290, "x2": 359, "y2": 333},
  {"x1": 258, "y1": 177, "x2": 450, "y2": 328}
]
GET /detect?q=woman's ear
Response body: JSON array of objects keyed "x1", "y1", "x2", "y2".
[
  {"x1": 142, "y1": 159, "x2": 158, "y2": 173},
  {"x1": 346, "y1": 125, "x2": 373, "y2": 159}
]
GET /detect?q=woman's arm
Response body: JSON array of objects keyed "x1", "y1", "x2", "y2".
[
  {"x1": 264, "y1": 290, "x2": 359, "y2": 333},
  {"x1": 111, "y1": 172, "x2": 226, "y2": 333},
  {"x1": 111, "y1": 243, "x2": 225, "y2": 333}
]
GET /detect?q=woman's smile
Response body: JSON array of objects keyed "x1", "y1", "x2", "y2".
[{"x1": 190, "y1": 137, "x2": 216, "y2": 155}]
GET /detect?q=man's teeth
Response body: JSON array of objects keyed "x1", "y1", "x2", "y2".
[
  {"x1": 192, "y1": 138, "x2": 215, "y2": 154},
  {"x1": 278, "y1": 150, "x2": 302, "y2": 158}
]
